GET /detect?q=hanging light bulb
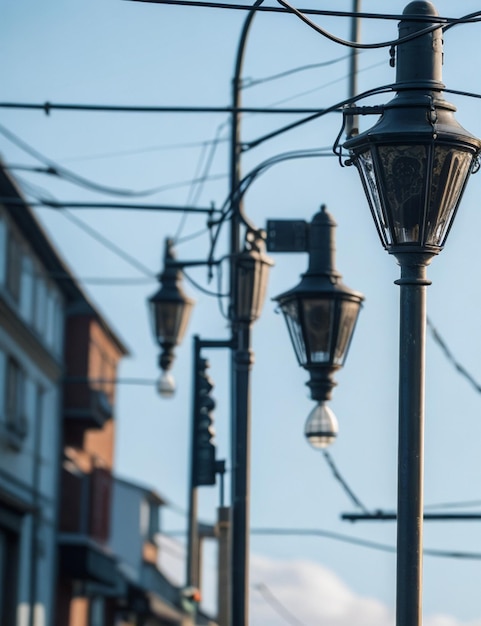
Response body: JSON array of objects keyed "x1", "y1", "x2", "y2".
[
  {"x1": 157, "y1": 371, "x2": 176, "y2": 398},
  {"x1": 304, "y1": 402, "x2": 338, "y2": 449}
]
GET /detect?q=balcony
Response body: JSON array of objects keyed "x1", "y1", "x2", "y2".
[{"x1": 64, "y1": 387, "x2": 113, "y2": 431}]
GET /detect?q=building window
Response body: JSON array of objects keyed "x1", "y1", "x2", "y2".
[
  {"x1": 141, "y1": 499, "x2": 160, "y2": 543},
  {"x1": 90, "y1": 596, "x2": 105, "y2": 626},
  {"x1": 33, "y1": 275, "x2": 47, "y2": 336},
  {"x1": 5, "y1": 357, "x2": 28, "y2": 443},
  {"x1": 0, "y1": 519, "x2": 20, "y2": 626},
  {"x1": 6, "y1": 233, "x2": 21, "y2": 303},
  {"x1": 19, "y1": 255, "x2": 34, "y2": 323}
]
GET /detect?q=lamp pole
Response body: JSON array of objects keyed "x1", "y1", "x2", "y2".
[
  {"x1": 344, "y1": 2, "x2": 481, "y2": 624},
  {"x1": 229, "y1": 3, "x2": 265, "y2": 625}
]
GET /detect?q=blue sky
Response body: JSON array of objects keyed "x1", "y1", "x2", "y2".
[{"x1": 2, "y1": 0, "x2": 481, "y2": 623}]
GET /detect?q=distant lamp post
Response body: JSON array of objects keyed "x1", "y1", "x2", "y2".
[
  {"x1": 274, "y1": 206, "x2": 364, "y2": 447},
  {"x1": 343, "y1": 3, "x2": 481, "y2": 625},
  {"x1": 235, "y1": 231, "x2": 274, "y2": 323},
  {"x1": 148, "y1": 238, "x2": 195, "y2": 397}
]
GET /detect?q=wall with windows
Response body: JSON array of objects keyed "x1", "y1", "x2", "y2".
[
  {"x1": 110, "y1": 479, "x2": 163, "y2": 584},
  {"x1": 0, "y1": 205, "x2": 65, "y2": 626},
  {"x1": 0, "y1": 207, "x2": 64, "y2": 361}
]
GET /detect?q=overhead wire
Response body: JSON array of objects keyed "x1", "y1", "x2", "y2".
[
  {"x1": 206, "y1": 147, "x2": 334, "y2": 267},
  {"x1": 18, "y1": 176, "x2": 157, "y2": 278},
  {"x1": 124, "y1": 1, "x2": 478, "y2": 24},
  {"x1": 253, "y1": 583, "x2": 307, "y2": 626},
  {"x1": 59, "y1": 210, "x2": 155, "y2": 278},
  {"x1": 276, "y1": 0, "x2": 448, "y2": 50},
  {"x1": 163, "y1": 524, "x2": 481, "y2": 561},
  {"x1": 267, "y1": 60, "x2": 386, "y2": 109},
  {"x1": 322, "y1": 451, "x2": 370, "y2": 514},
  {"x1": 424, "y1": 499, "x2": 481, "y2": 511},
  {"x1": 60, "y1": 137, "x2": 230, "y2": 163},
  {"x1": 242, "y1": 54, "x2": 351, "y2": 89},
  {"x1": 427, "y1": 317, "x2": 481, "y2": 395},
  {"x1": 174, "y1": 120, "x2": 228, "y2": 242},
  {"x1": 244, "y1": 83, "x2": 396, "y2": 151},
  {"x1": 250, "y1": 528, "x2": 481, "y2": 560},
  {"x1": 0, "y1": 123, "x2": 227, "y2": 199}
]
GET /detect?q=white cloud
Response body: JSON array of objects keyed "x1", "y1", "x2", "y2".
[
  {"x1": 156, "y1": 540, "x2": 481, "y2": 626},
  {"x1": 249, "y1": 555, "x2": 481, "y2": 626}
]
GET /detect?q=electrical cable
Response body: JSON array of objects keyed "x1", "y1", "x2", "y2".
[
  {"x1": 20, "y1": 177, "x2": 156, "y2": 279},
  {"x1": 49, "y1": 275, "x2": 155, "y2": 285},
  {"x1": 250, "y1": 528, "x2": 481, "y2": 560},
  {"x1": 242, "y1": 54, "x2": 351, "y2": 89},
  {"x1": 253, "y1": 583, "x2": 307, "y2": 626},
  {"x1": 183, "y1": 269, "x2": 229, "y2": 298},
  {"x1": 1, "y1": 124, "x2": 228, "y2": 199},
  {"x1": 175, "y1": 226, "x2": 211, "y2": 245},
  {"x1": 322, "y1": 451, "x2": 370, "y2": 514},
  {"x1": 424, "y1": 500, "x2": 481, "y2": 511},
  {"x1": 60, "y1": 210, "x2": 155, "y2": 277},
  {"x1": 206, "y1": 147, "x2": 333, "y2": 269},
  {"x1": 4, "y1": 199, "x2": 216, "y2": 213},
  {"x1": 175, "y1": 121, "x2": 228, "y2": 242},
  {"x1": 275, "y1": 0, "x2": 481, "y2": 50},
  {"x1": 124, "y1": 1, "x2": 471, "y2": 24},
  {"x1": 64, "y1": 376, "x2": 157, "y2": 385},
  {"x1": 163, "y1": 525, "x2": 481, "y2": 560},
  {"x1": 0, "y1": 101, "x2": 333, "y2": 114},
  {"x1": 427, "y1": 317, "x2": 481, "y2": 395},
  {"x1": 244, "y1": 83, "x2": 396, "y2": 151},
  {"x1": 8, "y1": 164, "x2": 227, "y2": 196},
  {"x1": 267, "y1": 60, "x2": 386, "y2": 109},
  {"x1": 60, "y1": 137, "x2": 230, "y2": 164}
]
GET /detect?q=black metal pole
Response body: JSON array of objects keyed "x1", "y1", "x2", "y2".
[
  {"x1": 346, "y1": 0, "x2": 360, "y2": 139},
  {"x1": 187, "y1": 335, "x2": 201, "y2": 591},
  {"x1": 229, "y1": 3, "x2": 264, "y2": 625},
  {"x1": 231, "y1": 324, "x2": 254, "y2": 625},
  {"x1": 395, "y1": 261, "x2": 430, "y2": 626}
]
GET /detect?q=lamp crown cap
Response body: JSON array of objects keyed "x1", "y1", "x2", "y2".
[
  {"x1": 402, "y1": 1, "x2": 438, "y2": 17},
  {"x1": 312, "y1": 204, "x2": 337, "y2": 227}
]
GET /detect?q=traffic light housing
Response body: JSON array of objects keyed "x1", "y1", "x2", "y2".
[{"x1": 192, "y1": 356, "x2": 217, "y2": 486}]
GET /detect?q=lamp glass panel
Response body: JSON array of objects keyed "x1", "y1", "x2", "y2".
[
  {"x1": 356, "y1": 151, "x2": 392, "y2": 246},
  {"x1": 333, "y1": 300, "x2": 361, "y2": 366},
  {"x1": 237, "y1": 262, "x2": 256, "y2": 321},
  {"x1": 425, "y1": 146, "x2": 473, "y2": 246},
  {"x1": 279, "y1": 300, "x2": 308, "y2": 365},
  {"x1": 153, "y1": 300, "x2": 192, "y2": 345},
  {"x1": 302, "y1": 299, "x2": 334, "y2": 364},
  {"x1": 377, "y1": 145, "x2": 429, "y2": 245},
  {"x1": 237, "y1": 255, "x2": 271, "y2": 321}
]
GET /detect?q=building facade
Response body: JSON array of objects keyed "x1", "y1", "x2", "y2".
[
  {"x1": 0, "y1": 163, "x2": 75, "y2": 626},
  {"x1": 0, "y1": 162, "x2": 217, "y2": 626}
]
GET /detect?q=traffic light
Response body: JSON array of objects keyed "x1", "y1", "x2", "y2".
[{"x1": 192, "y1": 356, "x2": 217, "y2": 486}]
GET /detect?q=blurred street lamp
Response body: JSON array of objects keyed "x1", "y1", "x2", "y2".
[
  {"x1": 234, "y1": 231, "x2": 274, "y2": 323},
  {"x1": 274, "y1": 206, "x2": 364, "y2": 448},
  {"x1": 148, "y1": 238, "x2": 195, "y2": 397},
  {"x1": 344, "y1": 2, "x2": 481, "y2": 625}
]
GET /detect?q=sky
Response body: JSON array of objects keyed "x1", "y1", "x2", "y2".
[{"x1": 2, "y1": 0, "x2": 481, "y2": 624}]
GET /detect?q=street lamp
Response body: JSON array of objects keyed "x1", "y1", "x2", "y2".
[
  {"x1": 148, "y1": 238, "x2": 195, "y2": 397},
  {"x1": 344, "y1": 2, "x2": 481, "y2": 625},
  {"x1": 274, "y1": 206, "x2": 364, "y2": 449},
  {"x1": 234, "y1": 231, "x2": 274, "y2": 323}
]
